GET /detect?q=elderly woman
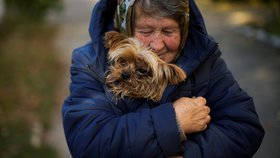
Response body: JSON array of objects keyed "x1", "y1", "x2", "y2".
[{"x1": 62, "y1": 0, "x2": 264, "y2": 157}]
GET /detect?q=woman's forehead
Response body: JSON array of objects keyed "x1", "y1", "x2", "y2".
[{"x1": 135, "y1": 15, "x2": 180, "y2": 29}]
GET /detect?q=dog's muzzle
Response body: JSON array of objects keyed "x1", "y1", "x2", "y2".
[{"x1": 121, "y1": 72, "x2": 130, "y2": 80}]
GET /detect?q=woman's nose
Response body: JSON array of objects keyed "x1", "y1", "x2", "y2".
[{"x1": 150, "y1": 35, "x2": 165, "y2": 52}]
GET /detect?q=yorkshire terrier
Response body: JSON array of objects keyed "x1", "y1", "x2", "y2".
[{"x1": 104, "y1": 31, "x2": 186, "y2": 102}]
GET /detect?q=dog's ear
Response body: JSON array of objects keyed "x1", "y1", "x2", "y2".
[
  {"x1": 162, "y1": 64, "x2": 187, "y2": 84},
  {"x1": 104, "y1": 31, "x2": 128, "y2": 50}
]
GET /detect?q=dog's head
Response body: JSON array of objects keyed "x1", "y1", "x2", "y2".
[{"x1": 104, "y1": 31, "x2": 186, "y2": 101}]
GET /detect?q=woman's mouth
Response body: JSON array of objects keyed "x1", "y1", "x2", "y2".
[{"x1": 157, "y1": 53, "x2": 165, "y2": 58}]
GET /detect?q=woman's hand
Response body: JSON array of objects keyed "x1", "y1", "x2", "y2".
[{"x1": 173, "y1": 97, "x2": 211, "y2": 134}]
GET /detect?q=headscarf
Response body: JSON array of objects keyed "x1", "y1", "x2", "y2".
[{"x1": 115, "y1": 0, "x2": 190, "y2": 52}]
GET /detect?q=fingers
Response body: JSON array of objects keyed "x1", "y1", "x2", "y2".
[
  {"x1": 173, "y1": 96, "x2": 211, "y2": 133},
  {"x1": 206, "y1": 115, "x2": 211, "y2": 124},
  {"x1": 193, "y1": 96, "x2": 206, "y2": 106},
  {"x1": 196, "y1": 114, "x2": 211, "y2": 132},
  {"x1": 201, "y1": 124, "x2": 208, "y2": 131},
  {"x1": 193, "y1": 96, "x2": 210, "y2": 115},
  {"x1": 191, "y1": 97, "x2": 211, "y2": 132},
  {"x1": 203, "y1": 105, "x2": 211, "y2": 114},
  {"x1": 203, "y1": 113, "x2": 211, "y2": 129},
  {"x1": 174, "y1": 97, "x2": 207, "y2": 108},
  {"x1": 203, "y1": 115, "x2": 211, "y2": 129}
]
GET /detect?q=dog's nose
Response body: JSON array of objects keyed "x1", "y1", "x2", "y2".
[{"x1": 121, "y1": 72, "x2": 130, "y2": 80}]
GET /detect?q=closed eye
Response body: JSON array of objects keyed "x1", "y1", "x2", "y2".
[
  {"x1": 136, "y1": 29, "x2": 153, "y2": 37},
  {"x1": 118, "y1": 57, "x2": 126, "y2": 66},
  {"x1": 136, "y1": 68, "x2": 148, "y2": 76},
  {"x1": 162, "y1": 29, "x2": 179, "y2": 37}
]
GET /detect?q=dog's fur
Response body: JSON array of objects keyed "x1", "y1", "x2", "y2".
[{"x1": 104, "y1": 31, "x2": 186, "y2": 102}]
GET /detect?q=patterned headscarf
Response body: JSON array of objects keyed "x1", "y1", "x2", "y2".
[{"x1": 115, "y1": 0, "x2": 190, "y2": 52}]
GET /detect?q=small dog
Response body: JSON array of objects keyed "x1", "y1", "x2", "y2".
[{"x1": 104, "y1": 31, "x2": 186, "y2": 102}]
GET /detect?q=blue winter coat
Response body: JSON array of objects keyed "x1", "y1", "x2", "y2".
[{"x1": 62, "y1": 0, "x2": 264, "y2": 157}]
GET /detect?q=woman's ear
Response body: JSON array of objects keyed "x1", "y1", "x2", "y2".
[{"x1": 104, "y1": 31, "x2": 128, "y2": 50}]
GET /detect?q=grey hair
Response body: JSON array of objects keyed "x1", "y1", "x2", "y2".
[{"x1": 133, "y1": 0, "x2": 188, "y2": 25}]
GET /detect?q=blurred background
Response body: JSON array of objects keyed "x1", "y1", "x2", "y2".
[{"x1": 0, "y1": 0, "x2": 279, "y2": 157}]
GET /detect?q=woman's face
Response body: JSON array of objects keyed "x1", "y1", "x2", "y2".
[{"x1": 134, "y1": 13, "x2": 181, "y2": 63}]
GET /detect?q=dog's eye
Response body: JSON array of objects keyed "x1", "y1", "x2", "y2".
[
  {"x1": 136, "y1": 68, "x2": 148, "y2": 76},
  {"x1": 118, "y1": 58, "x2": 126, "y2": 66}
]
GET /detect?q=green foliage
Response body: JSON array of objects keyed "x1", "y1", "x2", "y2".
[
  {"x1": 0, "y1": 1, "x2": 63, "y2": 157},
  {"x1": 0, "y1": 120, "x2": 57, "y2": 158},
  {"x1": 258, "y1": 0, "x2": 277, "y2": 4},
  {"x1": 211, "y1": 0, "x2": 278, "y2": 4},
  {"x1": 211, "y1": 0, "x2": 248, "y2": 2},
  {"x1": 4, "y1": 0, "x2": 62, "y2": 22},
  {"x1": 0, "y1": 23, "x2": 61, "y2": 158}
]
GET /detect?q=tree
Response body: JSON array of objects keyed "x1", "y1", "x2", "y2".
[
  {"x1": 3, "y1": 0, "x2": 62, "y2": 22},
  {"x1": 259, "y1": 0, "x2": 280, "y2": 22}
]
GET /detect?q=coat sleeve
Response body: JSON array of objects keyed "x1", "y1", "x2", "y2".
[
  {"x1": 183, "y1": 55, "x2": 265, "y2": 158},
  {"x1": 62, "y1": 50, "x2": 184, "y2": 158}
]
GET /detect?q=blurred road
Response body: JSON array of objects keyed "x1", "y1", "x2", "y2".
[
  {"x1": 197, "y1": 1, "x2": 280, "y2": 158},
  {"x1": 47, "y1": 0, "x2": 280, "y2": 157},
  {"x1": 46, "y1": 0, "x2": 95, "y2": 158}
]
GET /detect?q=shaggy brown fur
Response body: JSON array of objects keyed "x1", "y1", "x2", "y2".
[{"x1": 104, "y1": 31, "x2": 186, "y2": 102}]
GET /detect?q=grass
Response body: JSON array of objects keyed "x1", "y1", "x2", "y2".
[{"x1": 0, "y1": 21, "x2": 62, "y2": 157}]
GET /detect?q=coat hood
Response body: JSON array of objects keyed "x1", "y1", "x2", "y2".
[
  {"x1": 88, "y1": 0, "x2": 217, "y2": 76},
  {"x1": 177, "y1": 0, "x2": 218, "y2": 75}
]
